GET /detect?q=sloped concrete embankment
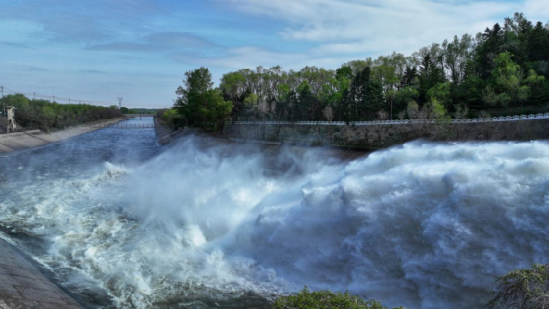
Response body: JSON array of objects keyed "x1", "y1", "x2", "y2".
[
  {"x1": 154, "y1": 118, "x2": 190, "y2": 145},
  {"x1": 0, "y1": 238, "x2": 84, "y2": 308},
  {"x1": 222, "y1": 119, "x2": 549, "y2": 149},
  {"x1": 0, "y1": 118, "x2": 125, "y2": 154}
]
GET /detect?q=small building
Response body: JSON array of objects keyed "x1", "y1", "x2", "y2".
[{"x1": 7, "y1": 106, "x2": 16, "y2": 133}]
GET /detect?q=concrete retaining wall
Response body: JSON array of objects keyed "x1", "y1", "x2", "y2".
[
  {"x1": 0, "y1": 238, "x2": 84, "y2": 308},
  {"x1": 0, "y1": 118, "x2": 125, "y2": 154},
  {"x1": 222, "y1": 119, "x2": 549, "y2": 149}
]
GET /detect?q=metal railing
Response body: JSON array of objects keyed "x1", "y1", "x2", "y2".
[
  {"x1": 229, "y1": 113, "x2": 549, "y2": 126},
  {"x1": 87, "y1": 123, "x2": 156, "y2": 129}
]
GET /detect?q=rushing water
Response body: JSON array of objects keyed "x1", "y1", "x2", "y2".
[{"x1": 0, "y1": 118, "x2": 548, "y2": 309}]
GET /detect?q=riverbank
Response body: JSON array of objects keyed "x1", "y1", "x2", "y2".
[
  {"x1": 155, "y1": 121, "x2": 370, "y2": 164},
  {"x1": 0, "y1": 238, "x2": 84, "y2": 308},
  {"x1": 0, "y1": 118, "x2": 125, "y2": 154},
  {"x1": 154, "y1": 117, "x2": 549, "y2": 156},
  {"x1": 222, "y1": 118, "x2": 549, "y2": 149}
]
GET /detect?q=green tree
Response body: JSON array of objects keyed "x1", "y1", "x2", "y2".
[
  {"x1": 485, "y1": 52, "x2": 529, "y2": 107},
  {"x1": 488, "y1": 264, "x2": 548, "y2": 309},
  {"x1": 418, "y1": 54, "x2": 445, "y2": 104},
  {"x1": 442, "y1": 34, "x2": 474, "y2": 85},
  {"x1": 174, "y1": 67, "x2": 232, "y2": 133},
  {"x1": 426, "y1": 82, "x2": 452, "y2": 109},
  {"x1": 528, "y1": 22, "x2": 549, "y2": 63},
  {"x1": 220, "y1": 71, "x2": 247, "y2": 120}
]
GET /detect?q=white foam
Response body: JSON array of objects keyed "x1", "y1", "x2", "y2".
[{"x1": 0, "y1": 140, "x2": 547, "y2": 308}]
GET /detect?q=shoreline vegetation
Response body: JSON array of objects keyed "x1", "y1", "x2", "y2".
[
  {"x1": 163, "y1": 12, "x2": 548, "y2": 137},
  {"x1": 0, "y1": 94, "x2": 123, "y2": 132},
  {"x1": 0, "y1": 94, "x2": 155, "y2": 132},
  {"x1": 271, "y1": 264, "x2": 549, "y2": 309}
]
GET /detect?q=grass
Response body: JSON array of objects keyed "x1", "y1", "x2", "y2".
[{"x1": 272, "y1": 287, "x2": 407, "y2": 309}]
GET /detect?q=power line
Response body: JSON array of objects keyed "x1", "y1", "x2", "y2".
[{"x1": 0, "y1": 85, "x2": 161, "y2": 108}]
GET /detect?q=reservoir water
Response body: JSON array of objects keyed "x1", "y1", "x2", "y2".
[{"x1": 0, "y1": 117, "x2": 547, "y2": 309}]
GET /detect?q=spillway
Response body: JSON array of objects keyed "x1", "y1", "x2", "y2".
[{"x1": 0, "y1": 118, "x2": 547, "y2": 308}]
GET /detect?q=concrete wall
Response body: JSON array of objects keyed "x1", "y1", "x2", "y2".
[
  {"x1": 0, "y1": 238, "x2": 84, "y2": 308},
  {"x1": 0, "y1": 118, "x2": 125, "y2": 153},
  {"x1": 221, "y1": 119, "x2": 549, "y2": 149}
]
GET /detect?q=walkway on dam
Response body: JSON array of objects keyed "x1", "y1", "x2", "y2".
[{"x1": 0, "y1": 239, "x2": 83, "y2": 309}]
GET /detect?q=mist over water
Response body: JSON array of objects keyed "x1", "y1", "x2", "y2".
[{"x1": 0, "y1": 121, "x2": 547, "y2": 309}]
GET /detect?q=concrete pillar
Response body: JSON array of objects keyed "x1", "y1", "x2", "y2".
[{"x1": 7, "y1": 106, "x2": 16, "y2": 133}]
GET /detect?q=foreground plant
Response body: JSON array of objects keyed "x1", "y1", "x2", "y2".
[
  {"x1": 272, "y1": 287, "x2": 406, "y2": 309},
  {"x1": 488, "y1": 264, "x2": 549, "y2": 309}
]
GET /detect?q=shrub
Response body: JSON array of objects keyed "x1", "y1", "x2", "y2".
[
  {"x1": 272, "y1": 287, "x2": 406, "y2": 309},
  {"x1": 488, "y1": 264, "x2": 549, "y2": 309}
]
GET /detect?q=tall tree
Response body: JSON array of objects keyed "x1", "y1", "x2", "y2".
[
  {"x1": 483, "y1": 52, "x2": 529, "y2": 107},
  {"x1": 174, "y1": 67, "x2": 232, "y2": 132}
]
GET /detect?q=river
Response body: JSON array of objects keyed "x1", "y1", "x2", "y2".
[{"x1": 0, "y1": 117, "x2": 548, "y2": 309}]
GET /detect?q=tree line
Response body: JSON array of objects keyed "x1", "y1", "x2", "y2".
[
  {"x1": 0, "y1": 94, "x2": 123, "y2": 131},
  {"x1": 173, "y1": 13, "x2": 548, "y2": 130}
]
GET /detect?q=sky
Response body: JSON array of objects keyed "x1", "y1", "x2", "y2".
[{"x1": 0, "y1": 0, "x2": 548, "y2": 108}]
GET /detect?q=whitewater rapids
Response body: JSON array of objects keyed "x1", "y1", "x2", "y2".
[{"x1": 0, "y1": 136, "x2": 547, "y2": 308}]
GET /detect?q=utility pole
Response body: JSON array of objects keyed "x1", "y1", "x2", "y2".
[
  {"x1": 33, "y1": 92, "x2": 35, "y2": 100},
  {"x1": 53, "y1": 95, "x2": 55, "y2": 103},
  {"x1": 0, "y1": 86, "x2": 4, "y2": 116},
  {"x1": 118, "y1": 97, "x2": 122, "y2": 109}
]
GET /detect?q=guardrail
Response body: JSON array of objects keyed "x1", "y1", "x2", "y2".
[
  {"x1": 229, "y1": 113, "x2": 549, "y2": 126},
  {"x1": 87, "y1": 123, "x2": 155, "y2": 129}
]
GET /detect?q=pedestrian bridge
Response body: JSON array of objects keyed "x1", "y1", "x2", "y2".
[
  {"x1": 87, "y1": 122, "x2": 156, "y2": 129},
  {"x1": 124, "y1": 114, "x2": 154, "y2": 118}
]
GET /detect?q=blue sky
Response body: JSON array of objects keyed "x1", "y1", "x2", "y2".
[{"x1": 0, "y1": 0, "x2": 548, "y2": 108}]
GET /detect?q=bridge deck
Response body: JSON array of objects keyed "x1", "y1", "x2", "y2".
[{"x1": 88, "y1": 123, "x2": 155, "y2": 129}]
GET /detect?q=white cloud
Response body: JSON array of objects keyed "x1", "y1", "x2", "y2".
[
  {"x1": 225, "y1": 0, "x2": 547, "y2": 57},
  {"x1": 171, "y1": 46, "x2": 351, "y2": 71},
  {"x1": 522, "y1": 0, "x2": 550, "y2": 21}
]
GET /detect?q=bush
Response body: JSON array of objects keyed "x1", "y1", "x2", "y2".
[
  {"x1": 272, "y1": 287, "x2": 406, "y2": 309},
  {"x1": 0, "y1": 94, "x2": 123, "y2": 130},
  {"x1": 488, "y1": 264, "x2": 549, "y2": 309}
]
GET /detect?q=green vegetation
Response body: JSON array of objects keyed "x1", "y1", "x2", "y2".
[
  {"x1": 156, "y1": 108, "x2": 180, "y2": 129},
  {"x1": 0, "y1": 94, "x2": 122, "y2": 131},
  {"x1": 203, "y1": 12, "x2": 547, "y2": 124},
  {"x1": 488, "y1": 264, "x2": 549, "y2": 309},
  {"x1": 272, "y1": 287, "x2": 406, "y2": 309},
  {"x1": 174, "y1": 67, "x2": 232, "y2": 133},
  {"x1": 272, "y1": 264, "x2": 549, "y2": 309},
  {"x1": 121, "y1": 107, "x2": 158, "y2": 114}
]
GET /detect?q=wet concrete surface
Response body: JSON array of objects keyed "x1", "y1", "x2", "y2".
[{"x1": 0, "y1": 239, "x2": 84, "y2": 309}]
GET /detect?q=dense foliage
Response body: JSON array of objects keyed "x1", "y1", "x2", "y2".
[
  {"x1": 488, "y1": 264, "x2": 549, "y2": 309},
  {"x1": 156, "y1": 108, "x2": 180, "y2": 129},
  {"x1": 174, "y1": 67, "x2": 232, "y2": 132},
  {"x1": 120, "y1": 107, "x2": 158, "y2": 114},
  {"x1": 0, "y1": 94, "x2": 122, "y2": 131},
  {"x1": 216, "y1": 13, "x2": 547, "y2": 123},
  {"x1": 272, "y1": 287, "x2": 406, "y2": 309}
]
